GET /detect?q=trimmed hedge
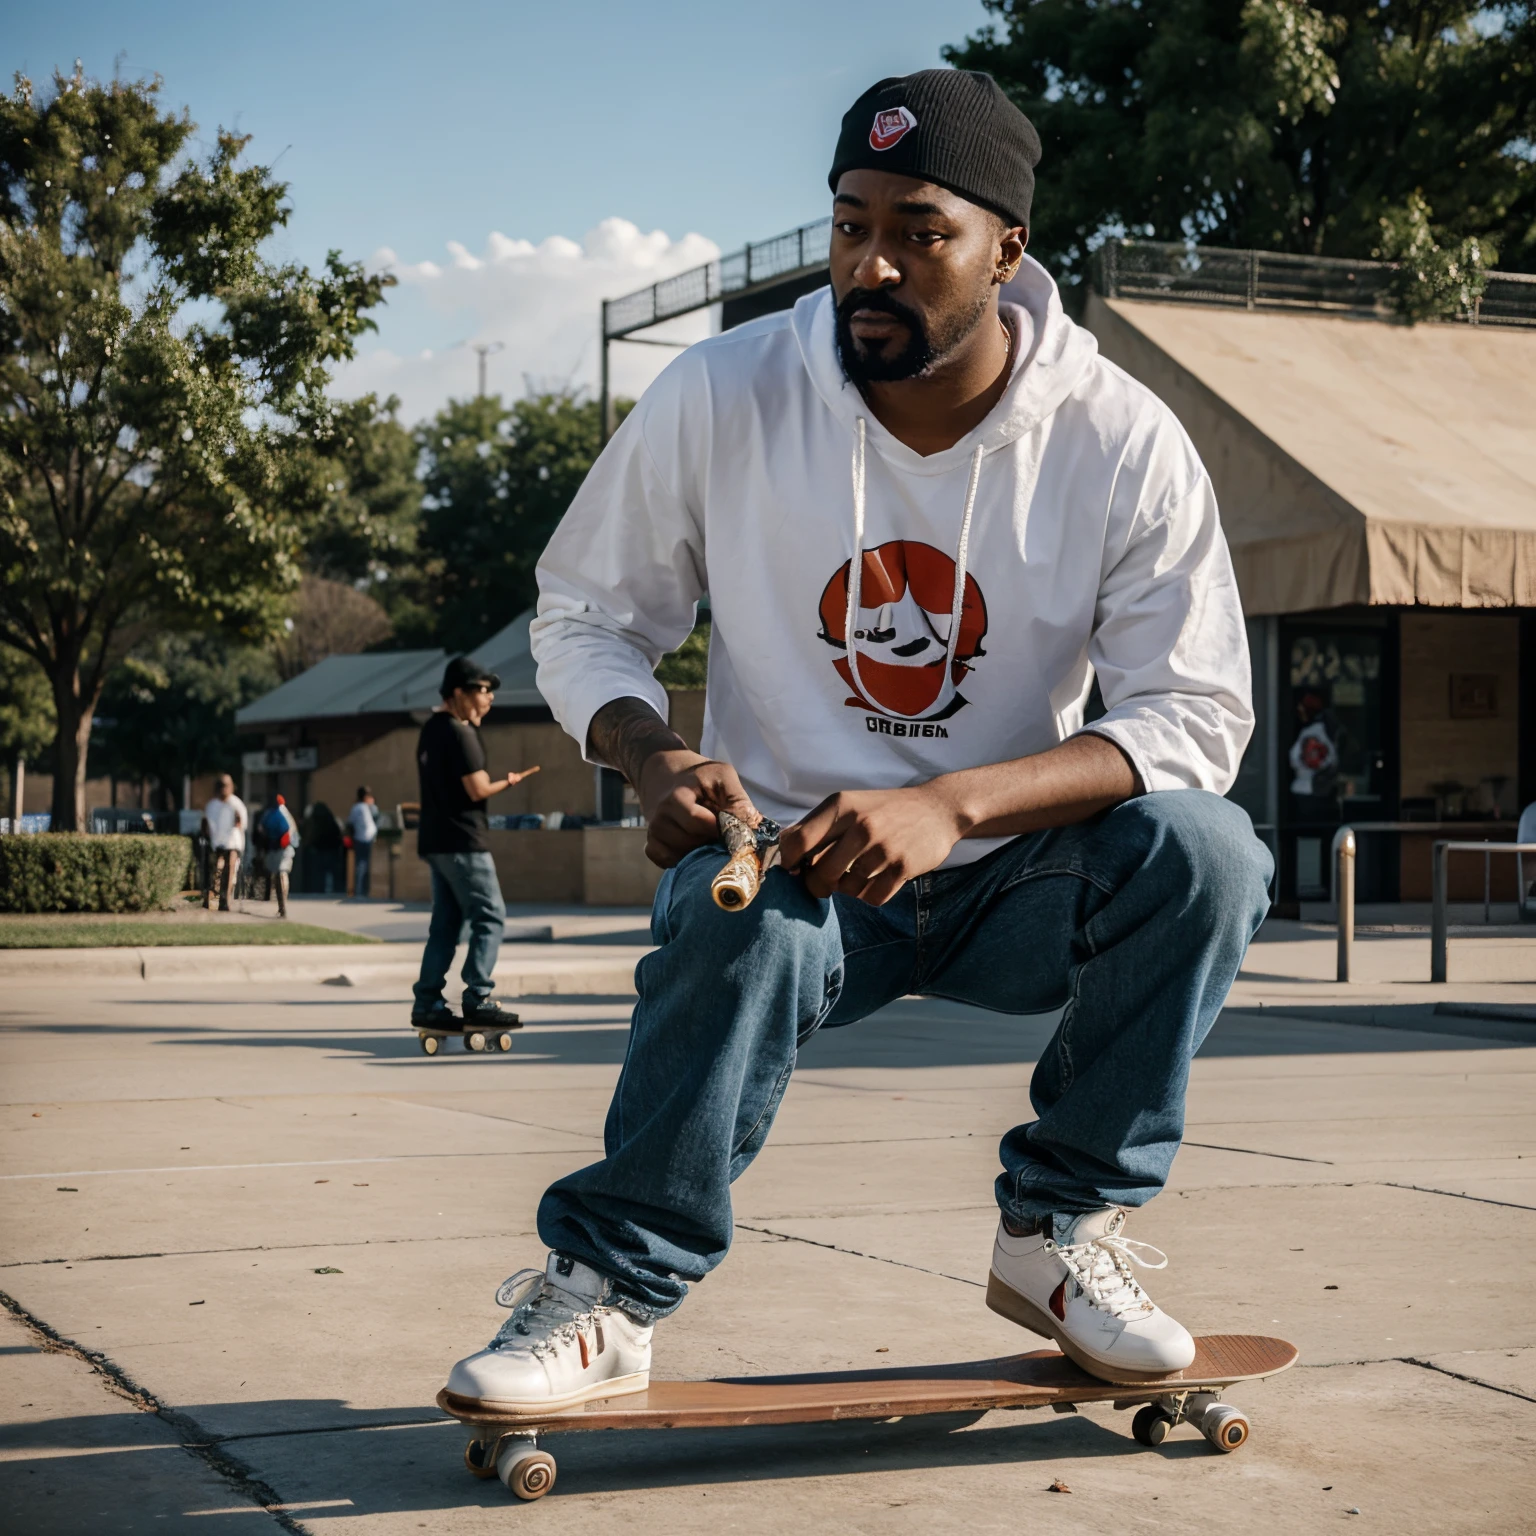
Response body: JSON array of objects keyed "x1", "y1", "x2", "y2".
[{"x1": 0, "y1": 834, "x2": 193, "y2": 913}]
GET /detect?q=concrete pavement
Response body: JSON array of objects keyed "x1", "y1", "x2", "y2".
[{"x1": 0, "y1": 917, "x2": 1533, "y2": 1533}]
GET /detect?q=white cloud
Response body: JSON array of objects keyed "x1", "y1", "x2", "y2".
[{"x1": 333, "y1": 217, "x2": 720, "y2": 425}]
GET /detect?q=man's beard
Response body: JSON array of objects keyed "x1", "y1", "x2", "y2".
[{"x1": 834, "y1": 285, "x2": 993, "y2": 388}]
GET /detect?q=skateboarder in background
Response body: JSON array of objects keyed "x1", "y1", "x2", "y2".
[
  {"x1": 444, "y1": 70, "x2": 1272, "y2": 1413},
  {"x1": 411, "y1": 656, "x2": 538, "y2": 1033}
]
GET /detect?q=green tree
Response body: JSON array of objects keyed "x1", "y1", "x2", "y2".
[
  {"x1": 0, "y1": 67, "x2": 391, "y2": 828},
  {"x1": 307, "y1": 393, "x2": 430, "y2": 636},
  {"x1": 414, "y1": 390, "x2": 613, "y2": 653},
  {"x1": 946, "y1": 0, "x2": 1536, "y2": 311},
  {"x1": 654, "y1": 617, "x2": 710, "y2": 690},
  {"x1": 91, "y1": 634, "x2": 279, "y2": 806},
  {"x1": 0, "y1": 646, "x2": 54, "y2": 813}
]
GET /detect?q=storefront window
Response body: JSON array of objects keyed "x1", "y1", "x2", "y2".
[{"x1": 1281, "y1": 621, "x2": 1392, "y2": 900}]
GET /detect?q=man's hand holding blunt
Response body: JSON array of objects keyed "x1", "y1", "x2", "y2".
[
  {"x1": 782, "y1": 734, "x2": 1142, "y2": 907},
  {"x1": 780, "y1": 784, "x2": 968, "y2": 906},
  {"x1": 587, "y1": 697, "x2": 758, "y2": 869}
]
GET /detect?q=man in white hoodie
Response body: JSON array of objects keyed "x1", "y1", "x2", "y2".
[{"x1": 444, "y1": 70, "x2": 1272, "y2": 1414}]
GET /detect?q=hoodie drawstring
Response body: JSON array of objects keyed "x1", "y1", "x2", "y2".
[{"x1": 845, "y1": 416, "x2": 985, "y2": 710}]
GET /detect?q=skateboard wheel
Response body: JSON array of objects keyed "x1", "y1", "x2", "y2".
[
  {"x1": 1132, "y1": 1404, "x2": 1173, "y2": 1447},
  {"x1": 495, "y1": 1032, "x2": 513, "y2": 1052},
  {"x1": 466, "y1": 1030, "x2": 488, "y2": 1054},
  {"x1": 1202, "y1": 1403, "x2": 1249, "y2": 1452},
  {"x1": 497, "y1": 1442, "x2": 556, "y2": 1501},
  {"x1": 420, "y1": 1033, "x2": 440, "y2": 1056},
  {"x1": 464, "y1": 1437, "x2": 498, "y2": 1479}
]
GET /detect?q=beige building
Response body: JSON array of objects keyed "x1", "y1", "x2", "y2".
[
  {"x1": 1086, "y1": 244, "x2": 1535, "y2": 907},
  {"x1": 235, "y1": 612, "x2": 703, "y2": 905}
]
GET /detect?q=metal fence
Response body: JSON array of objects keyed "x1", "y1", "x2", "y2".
[
  {"x1": 604, "y1": 217, "x2": 832, "y2": 339},
  {"x1": 1092, "y1": 238, "x2": 1536, "y2": 328},
  {"x1": 605, "y1": 226, "x2": 1536, "y2": 338}
]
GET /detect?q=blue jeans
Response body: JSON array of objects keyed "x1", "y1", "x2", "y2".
[
  {"x1": 538, "y1": 791, "x2": 1272, "y2": 1320},
  {"x1": 413, "y1": 851, "x2": 505, "y2": 1014},
  {"x1": 353, "y1": 844, "x2": 373, "y2": 898}
]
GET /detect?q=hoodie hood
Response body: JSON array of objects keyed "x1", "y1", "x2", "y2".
[{"x1": 790, "y1": 253, "x2": 1099, "y2": 474}]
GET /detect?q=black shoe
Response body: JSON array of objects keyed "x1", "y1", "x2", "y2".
[
  {"x1": 411, "y1": 1004, "x2": 457, "y2": 1029},
  {"x1": 461, "y1": 998, "x2": 522, "y2": 1029}
]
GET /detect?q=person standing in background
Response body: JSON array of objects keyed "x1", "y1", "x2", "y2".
[
  {"x1": 348, "y1": 786, "x2": 379, "y2": 897},
  {"x1": 411, "y1": 656, "x2": 539, "y2": 1032},
  {"x1": 262, "y1": 794, "x2": 301, "y2": 918},
  {"x1": 201, "y1": 774, "x2": 248, "y2": 912}
]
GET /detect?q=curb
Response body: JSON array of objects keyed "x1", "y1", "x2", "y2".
[{"x1": 0, "y1": 943, "x2": 644, "y2": 995}]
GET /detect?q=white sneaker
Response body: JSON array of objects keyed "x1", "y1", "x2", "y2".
[
  {"x1": 986, "y1": 1208, "x2": 1196, "y2": 1383},
  {"x1": 444, "y1": 1254, "x2": 653, "y2": 1412}
]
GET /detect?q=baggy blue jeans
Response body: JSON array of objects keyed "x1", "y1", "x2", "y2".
[
  {"x1": 413, "y1": 851, "x2": 506, "y2": 1014},
  {"x1": 537, "y1": 791, "x2": 1272, "y2": 1320}
]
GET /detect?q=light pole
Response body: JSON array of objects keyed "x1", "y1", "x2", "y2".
[{"x1": 472, "y1": 341, "x2": 505, "y2": 398}]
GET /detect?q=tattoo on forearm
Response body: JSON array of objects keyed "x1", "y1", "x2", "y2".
[{"x1": 586, "y1": 697, "x2": 688, "y2": 789}]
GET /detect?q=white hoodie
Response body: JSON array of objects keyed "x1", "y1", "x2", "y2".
[{"x1": 533, "y1": 257, "x2": 1252, "y2": 867}]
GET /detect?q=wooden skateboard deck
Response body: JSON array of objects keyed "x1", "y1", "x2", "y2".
[{"x1": 441, "y1": 1333, "x2": 1297, "y2": 1500}]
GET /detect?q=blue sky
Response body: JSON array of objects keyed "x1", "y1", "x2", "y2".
[{"x1": 7, "y1": 0, "x2": 996, "y2": 418}]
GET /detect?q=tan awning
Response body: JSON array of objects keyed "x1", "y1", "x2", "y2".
[{"x1": 1086, "y1": 294, "x2": 1536, "y2": 613}]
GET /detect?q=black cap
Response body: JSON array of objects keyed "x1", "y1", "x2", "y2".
[
  {"x1": 440, "y1": 655, "x2": 501, "y2": 697},
  {"x1": 828, "y1": 70, "x2": 1041, "y2": 230}
]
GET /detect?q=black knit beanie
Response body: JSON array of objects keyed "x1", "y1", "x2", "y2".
[{"x1": 828, "y1": 70, "x2": 1041, "y2": 229}]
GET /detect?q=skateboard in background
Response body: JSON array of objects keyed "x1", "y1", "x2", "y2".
[{"x1": 414, "y1": 1015, "x2": 521, "y2": 1056}]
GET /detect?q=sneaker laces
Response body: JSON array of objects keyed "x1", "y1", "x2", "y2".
[
  {"x1": 485, "y1": 1269, "x2": 599, "y2": 1362},
  {"x1": 1052, "y1": 1232, "x2": 1169, "y2": 1321}
]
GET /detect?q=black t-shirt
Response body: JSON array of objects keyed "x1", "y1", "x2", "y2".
[{"x1": 417, "y1": 711, "x2": 489, "y2": 855}]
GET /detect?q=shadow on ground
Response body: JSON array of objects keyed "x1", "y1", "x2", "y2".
[
  {"x1": 0, "y1": 994, "x2": 1526, "y2": 1071},
  {"x1": 0, "y1": 1399, "x2": 1198, "y2": 1516}
]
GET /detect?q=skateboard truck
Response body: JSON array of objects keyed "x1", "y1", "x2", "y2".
[
  {"x1": 710, "y1": 810, "x2": 781, "y2": 912},
  {"x1": 1117, "y1": 1388, "x2": 1251, "y2": 1451}
]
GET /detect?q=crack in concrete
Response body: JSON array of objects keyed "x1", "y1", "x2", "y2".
[
  {"x1": 1381, "y1": 1182, "x2": 1536, "y2": 1212},
  {"x1": 378, "y1": 1095, "x2": 602, "y2": 1141},
  {"x1": 1, "y1": 1228, "x2": 535, "y2": 1269},
  {"x1": 1402, "y1": 1356, "x2": 1536, "y2": 1404},
  {"x1": 0, "y1": 1288, "x2": 309, "y2": 1535},
  {"x1": 733, "y1": 1222, "x2": 984, "y2": 1289},
  {"x1": 0, "y1": 1146, "x2": 577, "y2": 1181},
  {"x1": 1299, "y1": 1352, "x2": 1536, "y2": 1405},
  {"x1": 1183, "y1": 1141, "x2": 1335, "y2": 1165},
  {"x1": 212, "y1": 1416, "x2": 451, "y2": 1445},
  {"x1": 1168, "y1": 1180, "x2": 1536, "y2": 1210}
]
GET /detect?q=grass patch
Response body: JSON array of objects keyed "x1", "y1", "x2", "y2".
[{"x1": 0, "y1": 921, "x2": 380, "y2": 949}]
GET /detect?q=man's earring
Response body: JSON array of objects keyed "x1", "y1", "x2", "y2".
[{"x1": 997, "y1": 262, "x2": 1020, "y2": 283}]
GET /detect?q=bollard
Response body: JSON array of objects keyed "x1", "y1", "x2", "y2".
[
  {"x1": 1335, "y1": 828, "x2": 1356, "y2": 983},
  {"x1": 1431, "y1": 841, "x2": 1448, "y2": 983}
]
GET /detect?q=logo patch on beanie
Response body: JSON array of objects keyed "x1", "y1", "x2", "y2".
[{"x1": 869, "y1": 105, "x2": 917, "y2": 151}]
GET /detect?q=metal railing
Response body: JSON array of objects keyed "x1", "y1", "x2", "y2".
[
  {"x1": 1093, "y1": 238, "x2": 1536, "y2": 328},
  {"x1": 1431, "y1": 842, "x2": 1536, "y2": 983},
  {"x1": 1333, "y1": 823, "x2": 1536, "y2": 982},
  {"x1": 603, "y1": 217, "x2": 831, "y2": 340}
]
